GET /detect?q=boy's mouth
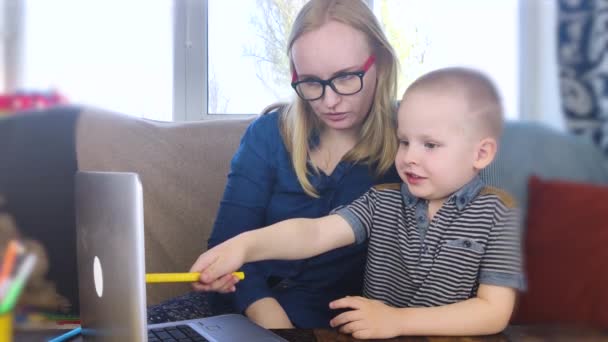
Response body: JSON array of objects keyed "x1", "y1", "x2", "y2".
[{"x1": 405, "y1": 172, "x2": 426, "y2": 185}]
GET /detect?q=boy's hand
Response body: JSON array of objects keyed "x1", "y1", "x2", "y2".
[
  {"x1": 189, "y1": 237, "x2": 247, "y2": 293},
  {"x1": 329, "y1": 296, "x2": 403, "y2": 339}
]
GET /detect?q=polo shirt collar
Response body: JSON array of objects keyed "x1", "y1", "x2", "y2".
[{"x1": 401, "y1": 175, "x2": 484, "y2": 211}]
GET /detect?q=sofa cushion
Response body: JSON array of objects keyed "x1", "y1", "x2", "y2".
[
  {"x1": 76, "y1": 108, "x2": 253, "y2": 304},
  {"x1": 511, "y1": 176, "x2": 608, "y2": 328}
]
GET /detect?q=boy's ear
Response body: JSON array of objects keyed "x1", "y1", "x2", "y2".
[{"x1": 473, "y1": 137, "x2": 497, "y2": 170}]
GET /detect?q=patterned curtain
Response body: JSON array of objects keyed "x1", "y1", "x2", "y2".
[{"x1": 558, "y1": 0, "x2": 608, "y2": 157}]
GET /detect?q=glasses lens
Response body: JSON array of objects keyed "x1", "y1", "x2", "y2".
[
  {"x1": 295, "y1": 81, "x2": 323, "y2": 100},
  {"x1": 332, "y1": 74, "x2": 363, "y2": 95}
]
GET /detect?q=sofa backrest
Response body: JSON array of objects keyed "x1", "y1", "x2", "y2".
[
  {"x1": 3, "y1": 106, "x2": 607, "y2": 311},
  {"x1": 76, "y1": 108, "x2": 253, "y2": 304},
  {"x1": 482, "y1": 120, "x2": 608, "y2": 218}
]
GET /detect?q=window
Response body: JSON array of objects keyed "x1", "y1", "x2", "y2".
[
  {"x1": 12, "y1": 0, "x2": 544, "y2": 122},
  {"x1": 203, "y1": 0, "x2": 519, "y2": 119},
  {"x1": 372, "y1": 0, "x2": 520, "y2": 119},
  {"x1": 207, "y1": 0, "x2": 306, "y2": 115},
  {"x1": 21, "y1": 0, "x2": 173, "y2": 121}
]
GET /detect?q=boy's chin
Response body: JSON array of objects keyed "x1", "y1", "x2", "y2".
[
  {"x1": 408, "y1": 188, "x2": 449, "y2": 203},
  {"x1": 404, "y1": 185, "x2": 429, "y2": 198}
]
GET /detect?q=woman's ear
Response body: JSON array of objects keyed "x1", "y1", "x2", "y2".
[{"x1": 473, "y1": 137, "x2": 497, "y2": 170}]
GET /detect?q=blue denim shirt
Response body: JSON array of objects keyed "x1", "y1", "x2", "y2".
[{"x1": 208, "y1": 111, "x2": 400, "y2": 328}]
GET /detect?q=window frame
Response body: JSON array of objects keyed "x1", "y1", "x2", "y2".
[
  {"x1": 3, "y1": 0, "x2": 559, "y2": 127},
  {"x1": 1, "y1": 0, "x2": 25, "y2": 93}
]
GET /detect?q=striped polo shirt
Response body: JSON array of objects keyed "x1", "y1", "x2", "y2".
[{"x1": 335, "y1": 176, "x2": 525, "y2": 308}]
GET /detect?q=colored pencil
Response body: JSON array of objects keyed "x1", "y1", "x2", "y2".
[
  {"x1": 0, "y1": 253, "x2": 37, "y2": 314},
  {"x1": 48, "y1": 326, "x2": 82, "y2": 342},
  {"x1": 146, "y1": 271, "x2": 244, "y2": 283},
  {"x1": 0, "y1": 240, "x2": 22, "y2": 285}
]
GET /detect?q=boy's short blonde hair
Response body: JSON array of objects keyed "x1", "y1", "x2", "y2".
[{"x1": 403, "y1": 67, "x2": 503, "y2": 139}]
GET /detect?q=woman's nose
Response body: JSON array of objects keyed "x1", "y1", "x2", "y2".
[{"x1": 322, "y1": 85, "x2": 341, "y2": 108}]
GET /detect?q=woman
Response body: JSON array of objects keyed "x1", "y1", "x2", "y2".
[{"x1": 150, "y1": 0, "x2": 401, "y2": 329}]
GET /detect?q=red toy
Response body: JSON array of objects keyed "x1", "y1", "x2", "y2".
[{"x1": 0, "y1": 90, "x2": 68, "y2": 116}]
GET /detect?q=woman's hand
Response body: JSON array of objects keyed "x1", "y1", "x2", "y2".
[{"x1": 189, "y1": 236, "x2": 247, "y2": 293}]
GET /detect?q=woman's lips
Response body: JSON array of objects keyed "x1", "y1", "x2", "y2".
[{"x1": 323, "y1": 112, "x2": 348, "y2": 122}]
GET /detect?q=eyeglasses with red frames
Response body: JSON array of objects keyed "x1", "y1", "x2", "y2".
[{"x1": 291, "y1": 55, "x2": 376, "y2": 101}]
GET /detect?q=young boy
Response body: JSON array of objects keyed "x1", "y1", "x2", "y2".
[{"x1": 190, "y1": 67, "x2": 525, "y2": 339}]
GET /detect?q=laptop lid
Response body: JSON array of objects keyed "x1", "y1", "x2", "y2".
[
  {"x1": 75, "y1": 171, "x2": 288, "y2": 342},
  {"x1": 76, "y1": 171, "x2": 147, "y2": 341}
]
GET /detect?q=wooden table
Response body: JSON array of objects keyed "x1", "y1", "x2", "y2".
[
  {"x1": 15, "y1": 325, "x2": 608, "y2": 341},
  {"x1": 285, "y1": 325, "x2": 608, "y2": 341}
]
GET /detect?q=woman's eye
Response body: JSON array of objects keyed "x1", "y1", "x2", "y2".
[
  {"x1": 300, "y1": 80, "x2": 322, "y2": 89},
  {"x1": 399, "y1": 140, "x2": 409, "y2": 146},
  {"x1": 335, "y1": 74, "x2": 356, "y2": 81}
]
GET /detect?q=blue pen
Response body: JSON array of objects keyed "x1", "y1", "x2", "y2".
[{"x1": 48, "y1": 326, "x2": 81, "y2": 342}]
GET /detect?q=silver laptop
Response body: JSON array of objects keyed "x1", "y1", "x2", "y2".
[{"x1": 75, "y1": 171, "x2": 288, "y2": 341}]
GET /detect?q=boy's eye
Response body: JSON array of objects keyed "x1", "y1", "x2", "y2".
[{"x1": 424, "y1": 142, "x2": 439, "y2": 149}]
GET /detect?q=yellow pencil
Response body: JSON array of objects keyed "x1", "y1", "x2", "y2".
[{"x1": 145, "y1": 272, "x2": 244, "y2": 283}]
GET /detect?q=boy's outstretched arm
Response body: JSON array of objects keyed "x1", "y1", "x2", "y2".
[
  {"x1": 190, "y1": 214, "x2": 355, "y2": 291},
  {"x1": 329, "y1": 284, "x2": 516, "y2": 339}
]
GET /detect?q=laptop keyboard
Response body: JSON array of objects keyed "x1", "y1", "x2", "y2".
[{"x1": 148, "y1": 324, "x2": 210, "y2": 341}]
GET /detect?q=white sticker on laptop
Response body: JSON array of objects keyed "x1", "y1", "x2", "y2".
[{"x1": 93, "y1": 256, "x2": 104, "y2": 298}]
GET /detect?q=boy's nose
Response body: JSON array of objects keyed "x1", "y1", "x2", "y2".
[
  {"x1": 403, "y1": 149, "x2": 419, "y2": 165},
  {"x1": 405, "y1": 157, "x2": 418, "y2": 166},
  {"x1": 397, "y1": 148, "x2": 416, "y2": 167}
]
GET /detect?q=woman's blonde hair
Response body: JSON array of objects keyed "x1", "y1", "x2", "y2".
[{"x1": 266, "y1": 0, "x2": 399, "y2": 197}]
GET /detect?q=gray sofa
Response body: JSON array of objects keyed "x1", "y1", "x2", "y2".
[{"x1": 0, "y1": 105, "x2": 607, "y2": 314}]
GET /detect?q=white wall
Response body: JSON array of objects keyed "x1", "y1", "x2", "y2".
[
  {"x1": 519, "y1": 0, "x2": 564, "y2": 130},
  {"x1": 1, "y1": 0, "x2": 24, "y2": 93},
  {"x1": 0, "y1": 0, "x2": 5, "y2": 91}
]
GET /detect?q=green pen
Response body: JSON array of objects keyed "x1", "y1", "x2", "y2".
[{"x1": 0, "y1": 253, "x2": 37, "y2": 314}]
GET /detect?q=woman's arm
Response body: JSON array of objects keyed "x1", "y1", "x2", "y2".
[{"x1": 201, "y1": 115, "x2": 282, "y2": 323}]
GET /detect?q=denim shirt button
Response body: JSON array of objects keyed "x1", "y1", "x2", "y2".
[
  {"x1": 417, "y1": 215, "x2": 425, "y2": 223},
  {"x1": 276, "y1": 279, "x2": 290, "y2": 290},
  {"x1": 464, "y1": 240, "x2": 471, "y2": 248}
]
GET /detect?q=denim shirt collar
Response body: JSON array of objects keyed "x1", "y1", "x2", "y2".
[
  {"x1": 307, "y1": 129, "x2": 359, "y2": 190},
  {"x1": 401, "y1": 175, "x2": 484, "y2": 211}
]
